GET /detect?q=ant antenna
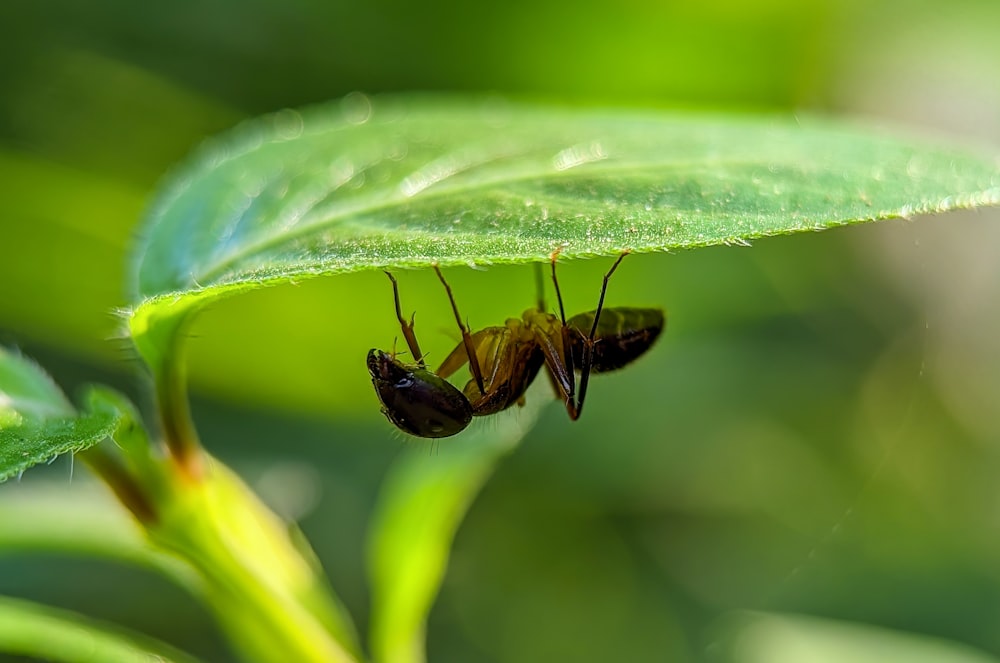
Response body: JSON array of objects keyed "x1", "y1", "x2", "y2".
[
  {"x1": 433, "y1": 265, "x2": 486, "y2": 395},
  {"x1": 385, "y1": 271, "x2": 425, "y2": 366}
]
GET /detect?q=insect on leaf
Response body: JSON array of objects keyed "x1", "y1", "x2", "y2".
[
  {"x1": 123, "y1": 96, "x2": 1000, "y2": 663},
  {"x1": 127, "y1": 95, "x2": 1000, "y2": 375}
]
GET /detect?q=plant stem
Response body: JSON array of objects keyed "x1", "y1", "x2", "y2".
[
  {"x1": 148, "y1": 459, "x2": 362, "y2": 663},
  {"x1": 78, "y1": 445, "x2": 157, "y2": 524},
  {"x1": 77, "y1": 389, "x2": 363, "y2": 663},
  {"x1": 155, "y1": 352, "x2": 204, "y2": 480}
]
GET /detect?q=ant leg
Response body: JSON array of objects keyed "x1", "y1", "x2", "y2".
[
  {"x1": 587, "y1": 252, "x2": 628, "y2": 338},
  {"x1": 549, "y1": 249, "x2": 580, "y2": 394},
  {"x1": 574, "y1": 251, "x2": 630, "y2": 419},
  {"x1": 539, "y1": 249, "x2": 579, "y2": 420},
  {"x1": 433, "y1": 265, "x2": 486, "y2": 396},
  {"x1": 385, "y1": 271, "x2": 425, "y2": 366},
  {"x1": 549, "y1": 248, "x2": 568, "y2": 325}
]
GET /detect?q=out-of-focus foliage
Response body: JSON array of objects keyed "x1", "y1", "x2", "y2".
[
  {"x1": 0, "y1": 595, "x2": 202, "y2": 663},
  {"x1": 1, "y1": 0, "x2": 999, "y2": 662},
  {"x1": 368, "y1": 397, "x2": 543, "y2": 663}
]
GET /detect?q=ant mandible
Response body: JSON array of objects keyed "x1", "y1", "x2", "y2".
[{"x1": 367, "y1": 251, "x2": 665, "y2": 438}]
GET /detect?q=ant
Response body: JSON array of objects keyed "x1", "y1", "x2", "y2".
[{"x1": 367, "y1": 252, "x2": 665, "y2": 438}]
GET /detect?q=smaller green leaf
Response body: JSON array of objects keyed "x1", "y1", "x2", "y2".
[
  {"x1": 367, "y1": 397, "x2": 544, "y2": 663},
  {"x1": 0, "y1": 595, "x2": 202, "y2": 663},
  {"x1": 0, "y1": 347, "x2": 123, "y2": 482}
]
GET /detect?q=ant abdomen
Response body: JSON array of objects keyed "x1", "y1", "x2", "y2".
[{"x1": 567, "y1": 307, "x2": 665, "y2": 373}]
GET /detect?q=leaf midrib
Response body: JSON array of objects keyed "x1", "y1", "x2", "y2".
[{"x1": 188, "y1": 155, "x2": 832, "y2": 287}]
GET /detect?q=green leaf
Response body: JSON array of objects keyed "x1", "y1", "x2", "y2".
[
  {"x1": 124, "y1": 96, "x2": 999, "y2": 661},
  {"x1": 367, "y1": 397, "x2": 544, "y2": 663},
  {"x1": 0, "y1": 595, "x2": 203, "y2": 663},
  {"x1": 0, "y1": 347, "x2": 122, "y2": 482},
  {"x1": 132, "y1": 96, "x2": 1000, "y2": 301},
  {"x1": 128, "y1": 95, "x2": 999, "y2": 369}
]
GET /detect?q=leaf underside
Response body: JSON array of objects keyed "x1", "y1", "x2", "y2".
[{"x1": 131, "y1": 96, "x2": 999, "y2": 320}]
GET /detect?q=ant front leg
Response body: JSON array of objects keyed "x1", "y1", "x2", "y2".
[
  {"x1": 573, "y1": 251, "x2": 629, "y2": 420},
  {"x1": 384, "y1": 271, "x2": 425, "y2": 366},
  {"x1": 433, "y1": 265, "x2": 486, "y2": 396}
]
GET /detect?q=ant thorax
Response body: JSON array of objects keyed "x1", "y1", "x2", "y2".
[{"x1": 518, "y1": 308, "x2": 562, "y2": 332}]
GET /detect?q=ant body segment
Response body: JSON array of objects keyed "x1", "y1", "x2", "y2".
[{"x1": 367, "y1": 252, "x2": 664, "y2": 438}]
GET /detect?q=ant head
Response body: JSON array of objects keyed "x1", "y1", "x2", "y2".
[{"x1": 367, "y1": 349, "x2": 474, "y2": 438}]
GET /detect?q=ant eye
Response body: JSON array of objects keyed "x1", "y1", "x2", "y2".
[{"x1": 367, "y1": 349, "x2": 473, "y2": 438}]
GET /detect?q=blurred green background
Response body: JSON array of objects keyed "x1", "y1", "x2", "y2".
[{"x1": 2, "y1": 0, "x2": 1000, "y2": 661}]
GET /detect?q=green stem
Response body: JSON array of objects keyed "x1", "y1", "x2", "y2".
[
  {"x1": 129, "y1": 300, "x2": 204, "y2": 477},
  {"x1": 156, "y1": 326, "x2": 205, "y2": 479},
  {"x1": 147, "y1": 460, "x2": 362, "y2": 663},
  {"x1": 78, "y1": 445, "x2": 158, "y2": 523},
  {"x1": 126, "y1": 301, "x2": 362, "y2": 661},
  {"x1": 69, "y1": 387, "x2": 362, "y2": 662}
]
